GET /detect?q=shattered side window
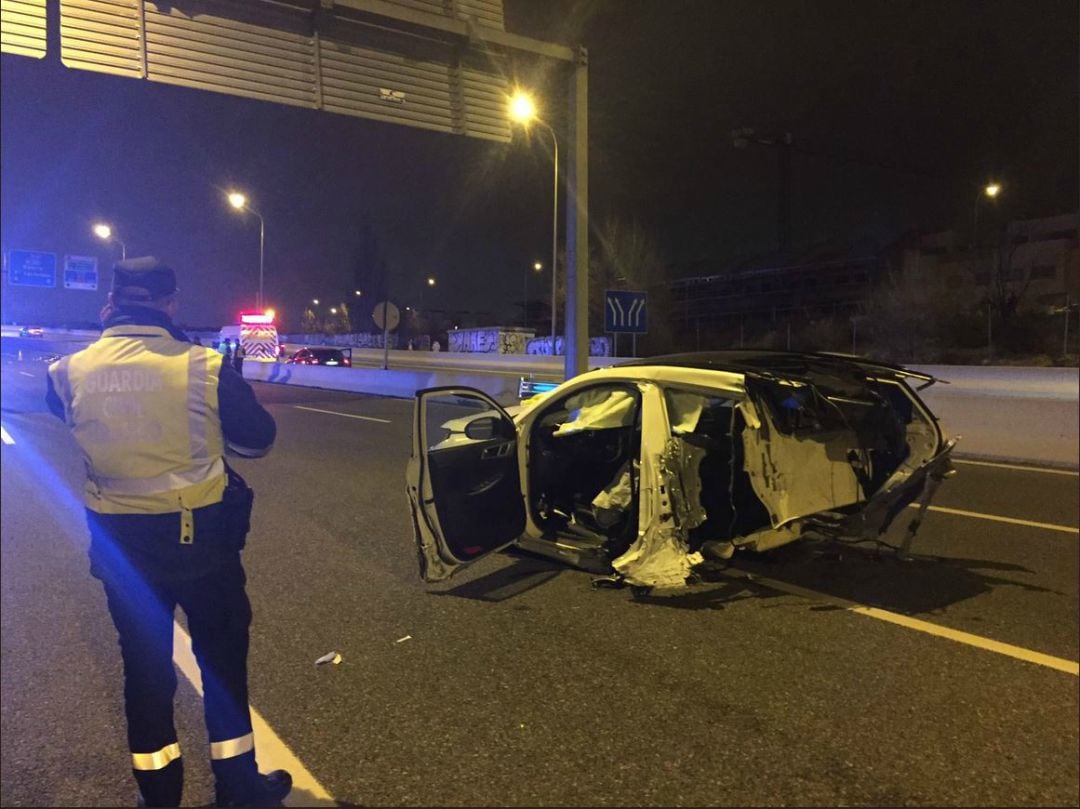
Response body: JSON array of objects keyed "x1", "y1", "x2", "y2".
[{"x1": 552, "y1": 388, "x2": 638, "y2": 436}]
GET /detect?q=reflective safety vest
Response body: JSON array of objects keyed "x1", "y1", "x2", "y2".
[{"x1": 49, "y1": 325, "x2": 227, "y2": 516}]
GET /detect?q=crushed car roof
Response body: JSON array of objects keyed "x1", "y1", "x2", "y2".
[{"x1": 615, "y1": 350, "x2": 938, "y2": 387}]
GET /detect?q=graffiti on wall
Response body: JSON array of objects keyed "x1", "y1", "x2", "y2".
[
  {"x1": 526, "y1": 336, "x2": 612, "y2": 356},
  {"x1": 447, "y1": 328, "x2": 534, "y2": 353}
]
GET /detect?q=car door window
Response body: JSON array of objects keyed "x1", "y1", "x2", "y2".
[{"x1": 528, "y1": 384, "x2": 642, "y2": 550}]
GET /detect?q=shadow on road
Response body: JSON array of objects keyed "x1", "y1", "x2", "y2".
[
  {"x1": 432, "y1": 555, "x2": 564, "y2": 602},
  {"x1": 629, "y1": 541, "x2": 1059, "y2": 614}
]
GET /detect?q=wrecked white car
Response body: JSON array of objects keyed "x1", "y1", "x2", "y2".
[{"x1": 406, "y1": 351, "x2": 956, "y2": 591}]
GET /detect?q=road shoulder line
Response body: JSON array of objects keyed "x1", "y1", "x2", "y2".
[
  {"x1": 725, "y1": 572, "x2": 1079, "y2": 676},
  {"x1": 293, "y1": 405, "x2": 391, "y2": 423},
  {"x1": 172, "y1": 622, "x2": 335, "y2": 805}
]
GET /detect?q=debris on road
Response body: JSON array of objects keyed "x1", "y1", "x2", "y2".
[
  {"x1": 395, "y1": 635, "x2": 412, "y2": 644},
  {"x1": 315, "y1": 651, "x2": 343, "y2": 666}
]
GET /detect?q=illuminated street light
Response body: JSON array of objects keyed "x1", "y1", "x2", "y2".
[
  {"x1": 92, "y1": 222, "x2": 126, "y2": 260},
  {"x1": 330, "y1": 307, "x2": 338, "y2": 315},
  {"x1": 354, "y1": 290, "x2": 362, "y2": 296},
  {"x1": 226, "y1": 189, "x2": 266, "y2": 309},
  {"x1": 508, "y1": 91, "x2": 537, "y2": 124},
  {"x1": 312, "y1": 299, "x2": 320, "y2": 305},
  {"x1": 524, "y1": 261, "x2": 544, "y2": 328},
  {"x1": 971, "y1": 180, "x2": 1003, "y2": 249},
  {"x1": 427, "y1": 277, "x2": 436, "y2": 287},
  {"x1": 509, "y1": 89, "x2": 559, "y2": 354}
]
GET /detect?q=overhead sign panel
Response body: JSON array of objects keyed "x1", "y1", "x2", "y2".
[
  {"x1": 0, "y1": 0, "x2": 47, "y2": 59},
  {"x1": 7, "y1": 250, "x2": 57, "y2": 287},
  {"x1": 64, "y1": 254, "x2": 99, "y2": 290},
  {"x1": 56, "y1": 0, "x2": 511, "y2": 142},
  {"x1": 604, "y1": 290, "x2": 648, "y2": 334}
]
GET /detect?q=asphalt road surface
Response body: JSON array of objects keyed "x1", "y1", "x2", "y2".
[{"x1": 2, "y1": 353, "x2": 1077, "y2": 807}]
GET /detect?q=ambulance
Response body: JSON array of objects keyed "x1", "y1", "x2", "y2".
[{"x1": 218, "y1": 311, "x2": 280, "y2": 361}]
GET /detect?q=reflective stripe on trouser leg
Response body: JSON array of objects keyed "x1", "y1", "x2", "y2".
[
  {"x1": 210, "y1": 732, "x2": 254, "y2": 760},
  {"x1": 132, "y1": 742, "x2": 182, "y2": 770}
]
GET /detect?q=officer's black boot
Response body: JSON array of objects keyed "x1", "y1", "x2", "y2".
[
  {"x1": 133, "y1": 758, "x2": 183, "y2": 807},
  {"x1": 213, "y1": 752, "x2": 292, "y2": 807}
]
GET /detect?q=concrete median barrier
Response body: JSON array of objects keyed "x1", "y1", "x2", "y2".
[{"x1": 248, "y1": 359, "x2": 1078, "y2": 468}]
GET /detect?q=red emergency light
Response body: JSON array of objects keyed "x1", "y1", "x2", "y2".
[{"x1": 240, "y1": 311, "x2": 275, "y2": 325}]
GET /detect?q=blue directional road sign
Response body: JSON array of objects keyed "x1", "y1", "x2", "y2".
[
  {"x1": 64, "y1": 255, "x2": 99, "y2": 290},
  {"x1": 7, "y1": 250, "x2": 57, "y2": 288},
  {"x1": 604, "y1": 289, "x2": 648, "y2": 334}
]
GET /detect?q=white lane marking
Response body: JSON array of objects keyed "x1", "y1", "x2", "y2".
[
  {"x1": 726, "y1": 572, "x2": 1079, "y2": 676},
  {"x1": 19, "y1": 371, "x2": 35, "y2": 378},
  {"x1": 1, "y1": 425, "x2": 14, "y2": 445},
  {"x1": 293, "y1": 405, "x2": 391, "y2": 423},
  {"x1": 953, "y1": 459, "x2": 1079, "y2": 477},
  {"x1": 172, "y1": 622, "x2": 335, "y2": 806},
  {"x1": 915, "y1": 503, "x2": 1079, "y2": 535}
]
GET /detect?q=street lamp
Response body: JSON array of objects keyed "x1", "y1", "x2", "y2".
[
  {"x1": 524, "y1": 261, "x2": 543, "y2": 328},
  {"x1": 227, "y1": 190, "x2": 266, "y2": 310},
  {"x1": 92, "y1": 222, "x2": 126, "y2": 260},
  {"x1": 509, "y1": 89, "x2": 560, "y2": 355},
  {"x1": 971, "y1": 181, "x2": 1002, "y2": 249}
]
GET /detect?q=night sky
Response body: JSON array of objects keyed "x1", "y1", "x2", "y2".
[{"x1": 1, "y1": 0, "x2": 1076, "y2": 331}]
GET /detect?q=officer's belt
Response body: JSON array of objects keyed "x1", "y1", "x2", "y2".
[{"x1": 93, "y1": 458, "x2": 225, "y2": 495}]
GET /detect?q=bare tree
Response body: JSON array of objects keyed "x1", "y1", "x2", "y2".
[{"x1": 556, "y1": 216, "x2": 674, "y2": 354}]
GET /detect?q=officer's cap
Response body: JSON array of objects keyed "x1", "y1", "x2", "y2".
[{"x1": 111, "y1": 257, "x2": 178, "y2": 302}]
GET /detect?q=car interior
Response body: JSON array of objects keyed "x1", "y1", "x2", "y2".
[
  {"x1": 527, "y1": 384, "x2": 643, "y2": 560},
  {"x1": 663, "y1": 390, "x2": 772, "y2": 551}
]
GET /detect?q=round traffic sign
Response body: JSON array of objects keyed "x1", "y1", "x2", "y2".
[{"x1": 372, "y1": 301, "x2": 400, "y2": 331}]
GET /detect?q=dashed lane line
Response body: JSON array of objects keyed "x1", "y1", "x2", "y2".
[
  {"x1": 918, "y1": 504, "x2": 1079, "y2": 535},
  {"x1": 953, "y1": 459, "x2": 1079, "y2": 477},
  {"x1": 293, "y1": 405, "x2": 391, "y2": 423},
  {"x1": 722, "y1": 571, "x2": 1080, "y2": 676},
  {"x1": 172, "y1": 623, "x2": 335, "y2": 806},
  {"x1": 1, "y1": 425, "x2": 13, "y2": 445},
  {"x1": 18, "y1": 371, "x2": 34, "y2": 378}
]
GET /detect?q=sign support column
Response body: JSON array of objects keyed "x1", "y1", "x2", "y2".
[{"x1": 565, "y1": 46, "x2": 589, "y2": 379}]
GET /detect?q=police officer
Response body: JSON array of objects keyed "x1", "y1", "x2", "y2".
[{"x1": 46, "y1": 258, "x2": 290, "y2": 808}]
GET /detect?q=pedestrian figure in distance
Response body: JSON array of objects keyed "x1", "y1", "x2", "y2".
[
  {"x1": 45, "y1": 257, "x2": 290, "y2": 808},
  {"x1": 233, "y1": 342, "x2": 245, "y2": 376},
  {"x1": 222, "y1": 338, "x2": 234, "y2": 366}
]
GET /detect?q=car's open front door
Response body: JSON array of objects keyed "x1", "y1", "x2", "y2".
[{"x1": 407, "y1": 387, "x2": 525, "y2": 583}]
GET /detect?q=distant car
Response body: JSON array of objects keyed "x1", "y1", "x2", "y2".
[
  {"x1": 286, "y1": 347, "x2": 351, "y2": 366},
  {"x1": 406, "y1": 351, "x2": 956, "y2": 592},
  {"x1": 18, "y1": 326, "x2": 43, "y2": 338}
]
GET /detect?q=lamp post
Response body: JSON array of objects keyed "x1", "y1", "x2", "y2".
[
  {"x1": 509, "y1": 91, "x2": 560, "y2": 355},
  {"x1": 970, "y1": 181, "x2": 1001, "y2": 250},
  {"x1": 524, "y1": 261, "x2": 543, "y2": 328},
  {"x1": 227, "y1": 191, "x2": 266, "y2": 310},
  {"x1": 92, "y1": 223, "x2": 126, "y2": 260}
]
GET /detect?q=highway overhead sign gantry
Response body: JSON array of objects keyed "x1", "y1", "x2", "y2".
[{"x1": 604, "y1": 289, "x2": 647, "y2": 334}]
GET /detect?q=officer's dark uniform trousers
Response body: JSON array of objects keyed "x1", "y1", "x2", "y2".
[{"x1": 88, "y1": 503, "x2": 263, "y2": 806}]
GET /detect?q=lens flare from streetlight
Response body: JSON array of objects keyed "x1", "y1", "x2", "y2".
[
  {"x1": 93, "y1": 223, "x2": 112, "y2": 240},
  {"x1": 984, "y1": 182, "x2": 1001, "y2": 198},
  {"x1": 509, "y1": 92, "x2": 537, "y2": 124},
  {"x1": 227, "y1": 191, "x2": 247, "y2": 209}
]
